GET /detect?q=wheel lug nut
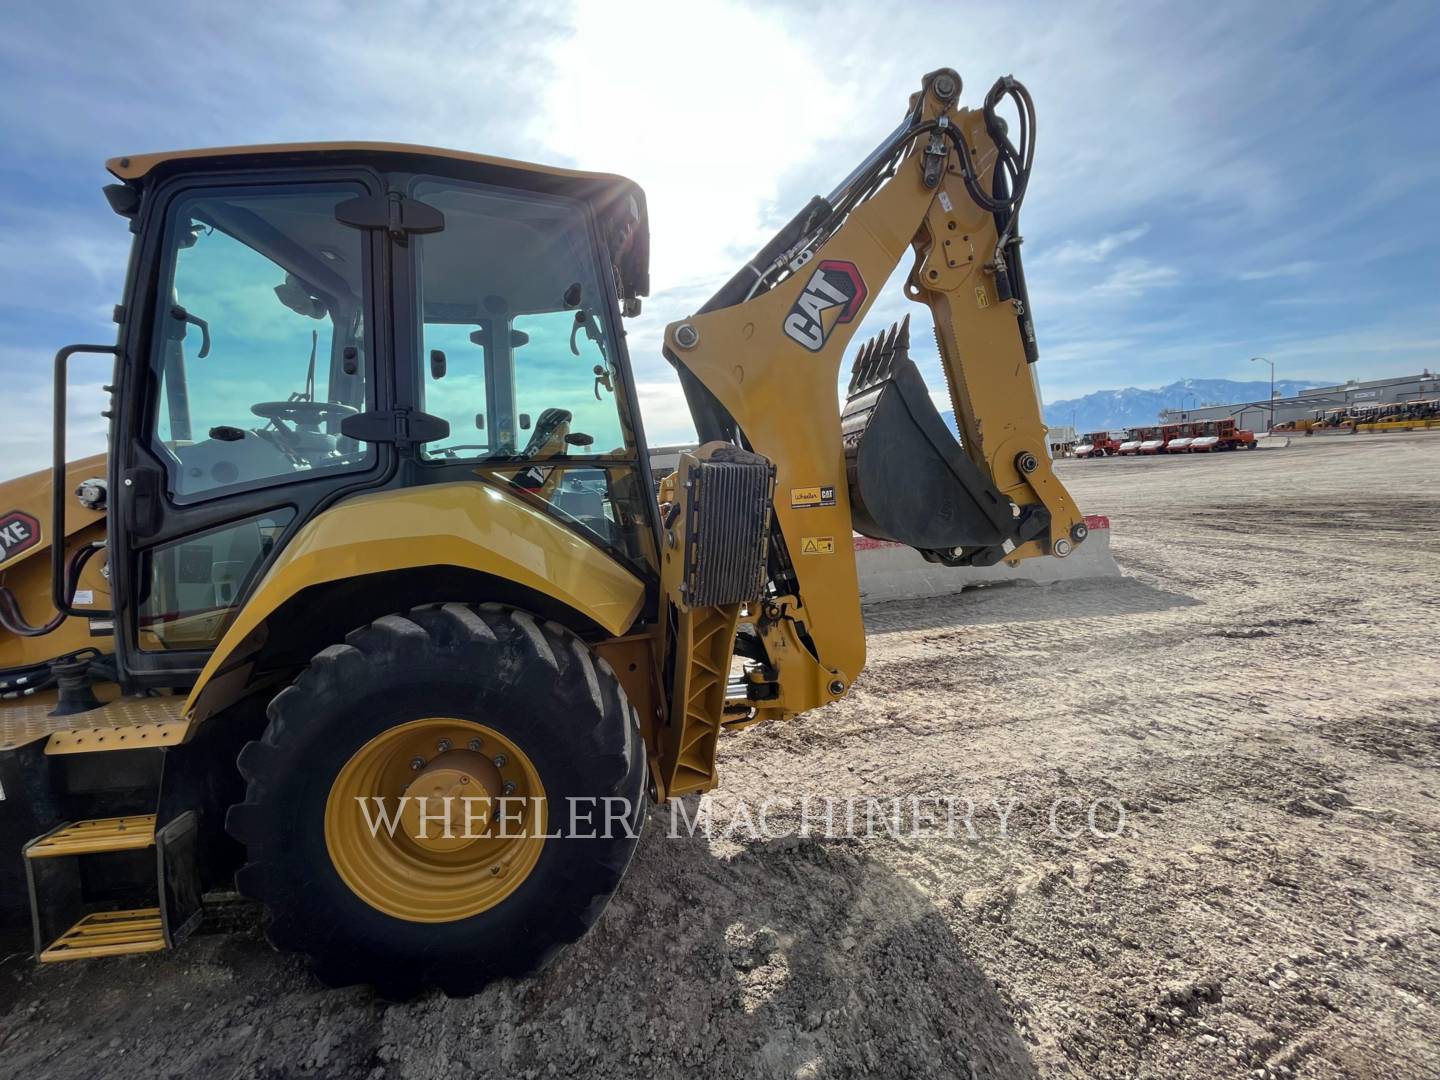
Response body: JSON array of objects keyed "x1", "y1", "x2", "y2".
[
  {"x1": 468, "y1": 738, "x2": 483, "y2": 751},
  {"x1": 410, "y1": 757, "x2": 425, "y2": 771},
  {"x1": 503, "y1": 781, "x2": 516, "y2": 795},
  {"x1": 493, "y1": 754, "x2": 508, "y2": 767},
  {"x1": 437, "y1": 738, "x2": 451, "y2": 752}
]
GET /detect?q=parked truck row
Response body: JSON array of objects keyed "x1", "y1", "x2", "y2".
[{"x1": 1075, "y1": 419, "x2": 1256, "y2": 458}]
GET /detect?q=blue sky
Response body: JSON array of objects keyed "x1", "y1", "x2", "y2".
[{"x1": 2, "y1": 0, "x2": 1438, "y2": 477}]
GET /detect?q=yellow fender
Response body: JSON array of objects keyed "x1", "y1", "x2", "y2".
[{"x1": 184, "y1": 482, "x2": 645, "y2": 723}]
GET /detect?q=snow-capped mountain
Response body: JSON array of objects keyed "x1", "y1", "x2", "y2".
[{"x1": 1033, "y1": 378, "x2": 1322, "y2": 433}]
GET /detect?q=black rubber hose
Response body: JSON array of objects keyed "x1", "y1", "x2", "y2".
[{"x1": 0, "y1": 541, "x2": 104, "y2": 637}]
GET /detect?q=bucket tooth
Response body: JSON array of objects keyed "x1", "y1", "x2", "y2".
[
  {"x1": 852, "y1": 334, "x2": 882, "y2": 392},
  {"x1": 877, "y1": 322, "x2": 901, "y2": 379},
  {"x1": 869, "y1": 332, "x2": 889, "y2": 383},
  {"x1": 847, "y1": 338, "x2": 872, "y2": 393}
]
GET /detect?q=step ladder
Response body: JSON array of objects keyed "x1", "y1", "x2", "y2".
[{"x1": 24, "y1": 812, "x2": 201, "y2": 962}]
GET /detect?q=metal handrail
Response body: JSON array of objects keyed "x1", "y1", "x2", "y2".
[{"x1": 52, "y1": 343, "x2": 120, "y2": 619}]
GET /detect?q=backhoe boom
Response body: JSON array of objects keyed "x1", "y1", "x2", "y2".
[{"x1": 661, "y1": 68, "x2": 1083, "y2": 731}]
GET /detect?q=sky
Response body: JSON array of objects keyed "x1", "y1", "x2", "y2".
[{"x1": 2, "y1": 0, "x2": 1438, "y2": 479}]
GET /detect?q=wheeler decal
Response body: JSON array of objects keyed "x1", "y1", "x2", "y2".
[{"x1": 790, "y1": 485, "x2": 837, "y2": 509}]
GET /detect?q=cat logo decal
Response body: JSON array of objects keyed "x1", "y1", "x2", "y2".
[{"x1": 782, "y1": 260, "x2": 867, "y2": 352}]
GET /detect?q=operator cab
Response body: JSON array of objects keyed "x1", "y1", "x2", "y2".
[{"x1": 97, "y1": 144, "x2": 655, "y2": 680}]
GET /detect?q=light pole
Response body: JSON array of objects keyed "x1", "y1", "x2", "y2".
[
  {"x1": 1251, "y1": 356, "x2": 1274, "y2": 432},
  {"x1": 1180, "y1": 391, "x2": 1197, "y2": 417}
]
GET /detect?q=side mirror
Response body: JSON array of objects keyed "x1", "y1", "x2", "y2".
[
  {"x1": 430, "y1": 349, "x2": 446, "y2": 379},
  {"x1": 474, "y1": 414, "x2": 485, "y2": 431},
  {"x1": 519, "y1": 413, "x2": 531, "y2": 430},
  {"x1": 564, "y1": 432, "x2": 594, "y2": 448},
  {"x1": 274, "y1": 274, "x2": 327, "y2": 319}
]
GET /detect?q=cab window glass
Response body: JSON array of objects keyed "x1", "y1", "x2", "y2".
[
  {"x1": 410, "y1": 178, "x2": 633, "y2": 462},
  {"x1": 415, "y1": 322, "x2": 489, "y2": 459},
  {"x1": 512, "y1": 310, "x2": 625, "y2": 455},
  {"x1": 501, "y1": 464, "x2": 657, "y2": 569},
  {"x1": 137, "y1": 510, "x2": 294, "y2": 651},
  {"x1": 151, "y1": 186, "x2": 371, "y2": 500}
]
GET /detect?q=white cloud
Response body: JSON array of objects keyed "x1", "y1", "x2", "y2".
[
  {"x1": 1045, "y1": 225, "x2": 1151, "y2": 265},
  {"x1": 1236, "y1": 260, "x2": 1319, "y2": 281},
  {"x1": 1089, "y1": 259, "x2": 1181, "y2": 298},
  {"x1": 533, "y1": 1, "x2": 847, "y2": 296},
  {"x1": 1, "y1": 359, "x2": 113, "y2": 481},
  {"x1": 632, "y1": 378, "x2": 698, "y2": 447}
]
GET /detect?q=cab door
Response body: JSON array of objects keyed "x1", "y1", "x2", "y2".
[{"x1": 111, "y1": 170, "x2": 392, "y2": 688}]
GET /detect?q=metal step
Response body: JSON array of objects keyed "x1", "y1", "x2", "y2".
[
  {"x1": 25, "y1": 815, "x2": 157, "y2": 859},
  {"x1": 23, "y1": 812, "x2": 201, "y2": 965},
  {"x1": 39, "y1": 908, "x2": 167, "y2": 962}
]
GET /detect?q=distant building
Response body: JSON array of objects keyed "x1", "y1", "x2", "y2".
[
  {"x1": 1046, "y1": 425, "x2": 1078, "y2": 458},
  {"x1": 647, "y1": 443, "x2": 693, "y2": 479},
  {"x1": 1158, "y1": 371, "x2": 1438, "y2": 430}
]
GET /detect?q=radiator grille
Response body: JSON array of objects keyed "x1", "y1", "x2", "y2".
[{"x1": 682, "y1": 457, "x2": 774, "y2": 608}]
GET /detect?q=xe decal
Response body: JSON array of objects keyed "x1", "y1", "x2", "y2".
[
  {"x1": 782, "y1": 260, "x2": 867, "y2": 352},
  {"x1": 0, "y1": 510, "x2": 41, "y2": 565}
]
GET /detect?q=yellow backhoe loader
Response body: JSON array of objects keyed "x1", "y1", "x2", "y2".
[{"x1": 0, "y1": 68, "x2": 1084, "y2": 995}]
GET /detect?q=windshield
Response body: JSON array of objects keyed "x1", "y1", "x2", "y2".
[{"x1": 410, "y1": 178, "x2": 634, "y2": 463}]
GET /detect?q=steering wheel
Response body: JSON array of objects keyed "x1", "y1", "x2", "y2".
[{"x1": 251, "y1": 400, "x2": 360, "y2": 429}]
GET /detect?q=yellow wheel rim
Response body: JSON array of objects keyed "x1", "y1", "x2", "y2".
[{"x1": 324, "y1": 718, "x2": 547, "y2": 923}]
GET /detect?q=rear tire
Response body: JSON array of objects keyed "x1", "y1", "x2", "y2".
[{"x1": 226, "y1": 603, "x2": 647, "y2": 998}]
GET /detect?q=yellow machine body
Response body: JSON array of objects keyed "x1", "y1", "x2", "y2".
[
  {"x1": 0, "y1": 68, "x2": 1088, "y2": 979},
  {"x1": 0, "y1": 456, "x2": 111, "y2": 672},
  {"x1": 183, "y1": 482, "x2": 649, "y2": 724}
]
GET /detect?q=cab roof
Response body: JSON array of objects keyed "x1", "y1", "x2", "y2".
[{"x1": 106, "y1": 141, "x2": 649, "y2": 297}]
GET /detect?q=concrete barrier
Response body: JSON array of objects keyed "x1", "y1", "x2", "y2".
[{"x1": 857, "y1": 515, "x2": 1119, "y2": 605}]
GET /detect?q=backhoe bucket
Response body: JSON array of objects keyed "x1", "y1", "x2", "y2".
[{"x1": 840, "y1": 317, "x2": 1015, "y2": 558}]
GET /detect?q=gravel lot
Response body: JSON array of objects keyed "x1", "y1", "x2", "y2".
[{"x1": 2, "y1": 432, "x2": 1437, "y2": 1079}]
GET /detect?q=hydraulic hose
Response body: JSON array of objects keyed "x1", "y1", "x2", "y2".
[{"x1": 0, "y1": 540, "x2": 105, "y2": 637}]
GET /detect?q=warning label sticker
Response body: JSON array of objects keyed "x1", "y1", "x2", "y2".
[
  {"x1": 790, "y1": 485, "x2": 836, "y2": 509},
  {"x1": 799, "y1": 536, "x2": 836, "y2": 556},
  {"x1": 974, "y1": 285, "x2": 990, "y2": 309}
]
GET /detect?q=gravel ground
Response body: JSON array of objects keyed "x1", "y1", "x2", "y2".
[{"x1": 1, "y1": 432, "x2": 1437, "y2": 1079}]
